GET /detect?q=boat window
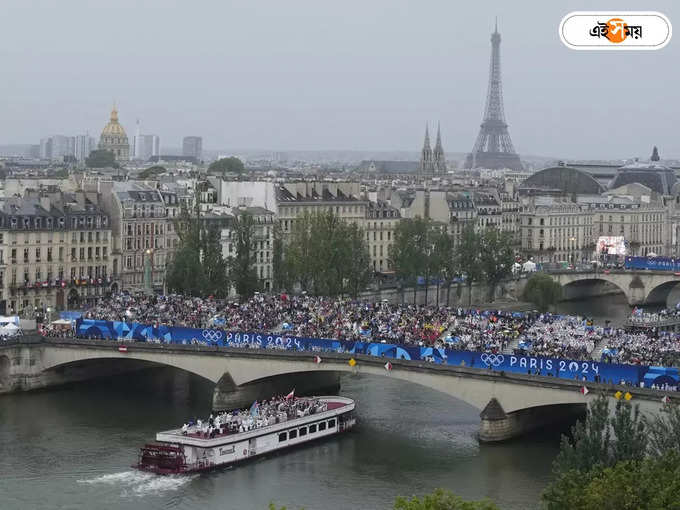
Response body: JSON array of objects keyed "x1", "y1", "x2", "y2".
[
  {"x1": 318, "y1": 422, "x2": 326, "y2": 431},
  {"x1": 289, "y1": 429, "x2": 297, "y2": 439},
  {"x1": 309, "y1": 424, "x2": 317, "y2": 434},
  {"x1": 328, "y1": 419, "x2": 336, "y2": 428},
  {"x1": 299, "y1": 427, "x2": 307, "y2": 437},
  {"x1": 278, "y1": 432, "x2": 287, "y2": 442}
]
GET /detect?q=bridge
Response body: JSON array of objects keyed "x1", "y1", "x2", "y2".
[
  {"x1": 0, "y1": 337, "x2": 670, "y2": 442},
  {"x1": 547, "y1": 270, "x2": 680, "y2": 306}
]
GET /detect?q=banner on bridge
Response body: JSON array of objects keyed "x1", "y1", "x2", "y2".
[{"x1": 74, "y1": 318, "x2": 677, "y2": 388}]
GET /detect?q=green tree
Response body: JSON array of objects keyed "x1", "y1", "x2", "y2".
[
  {"x1": 229, "y1": 212, "x2": 260, "y2": 300},
  {"x1": 138, "y1": 165, "x2": 166, "y2": 179},
  {"x1": 201, "y1": 225, "x2": 229, "y2": 297},
  {"x1": 272, "y1": 223, "x2": 288, "y2": 292},
  {"x1": 283, "y1": 211, "x2": 370, "y2": 297},
  {"x1": 645, "y1": 402, "x2": 680, "y2": 457},
  {"x1": 344, "y1": 221, "x2": 371, "y2": 297},
  {"x1": 544, "y1": 452, "x2": 680, "y2": 510},
  {"x1": 478, "y1": 228, "x2": 514, "y2": 302},
  {"x1": 394, "y1": 488, "x2": 499, "y2": 510},
  {"x1": 85, "y1": 149, "x2": 118, "y2": 168},
  {"x1": 522, "y1": 273, "x2": 563, "y2": 312},
  {"x1": 456, "y1": 225, "x2": 482, "y2": 307},
  {"x1": 545, "y1": 396, "x2": 652, "y2": 510},
  {"x1": 209, "y1": 156, "x2": 246, "y2": 176},
  {"x1": 432, "y1": 229, "x2": 456, "y2": 306},
  {"x1": 389, "y1": 217, "x2": 430, "y2": 304}
]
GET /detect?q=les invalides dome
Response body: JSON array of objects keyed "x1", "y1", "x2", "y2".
[{"x1": 98, "y1": 105, "x2": 130, "y2": 161}]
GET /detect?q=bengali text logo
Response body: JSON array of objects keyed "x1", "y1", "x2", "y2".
[{"x1": 560, "y1": 12, "x2": 671, "y2": 50}]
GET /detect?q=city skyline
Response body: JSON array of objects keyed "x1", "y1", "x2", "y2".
[{"x1": 2, "y1": 0, "x2": 679, "y2": 160}]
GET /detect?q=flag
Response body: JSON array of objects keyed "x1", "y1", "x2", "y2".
[
  {"x1": 624, "y1": 392, "x2": 632, "y2": 401},
  {"x1": 348, "y1": 358, "x2": 357, "y2": 367},
  {"x1": 249, "y1": 400, "x2": 259, "y2": 416},
  {"x1": 285, "y1": 389, "x2": 295, "y2": 400},
  {"x1": 384, "y1": 362, "x2": 392, "y2": 371},
  {"x1": 614, "y1": 390, "x2": 623, "y2": 400},
  {"x1": 314, "y1": 355, "x2": 322, "y2": 364},
  {"x1": 662, "y1": 395, "x2": 671, "y2": 404},
  {"x1": 579, "y1": 386, "x2": 589, "y2": 395},
  {"x1": 118, "y1": 345, "x2": 128, "y2": 353}
]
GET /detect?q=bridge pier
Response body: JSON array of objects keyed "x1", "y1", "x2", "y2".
[
  {"x1": 479, "y1": 398, "x2": 586, "y2": 442},
  {"x1": 212, "y1": 371, "x2": 341, "y2": 411}
]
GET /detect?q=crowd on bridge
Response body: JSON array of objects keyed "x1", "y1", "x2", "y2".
[{"x1": 64, "y1": 292, "x2": 680, "y2": 373}]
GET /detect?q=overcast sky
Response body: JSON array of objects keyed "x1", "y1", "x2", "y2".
[{"x1": 2, "y1": 0, "x2": 679, "y2": 159}]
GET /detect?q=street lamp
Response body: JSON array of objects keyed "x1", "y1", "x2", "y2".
[
  {"x1": 144, "y1": 249, "x2": 154, "y2": 295},
  {"x1": 569, "y1": 237, "x2": 576, "y2": 267}
]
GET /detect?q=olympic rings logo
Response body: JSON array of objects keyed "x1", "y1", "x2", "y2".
[
  {"x1": 480, "y1": 353, "x2": 505, "y2": 367},
  {"x1": 202, "y1": 329, "x2": 223, "y2": 341}
]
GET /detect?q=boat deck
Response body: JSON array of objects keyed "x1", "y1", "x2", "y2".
[{"x1": 156, "y1": 396, "x2": 354, "y2": 447}]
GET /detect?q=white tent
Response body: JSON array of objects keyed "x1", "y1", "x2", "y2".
[
  {"x1": 522, "y1": 260, "x2": 537, "y2": 272},
  {"x1": 1, "y1": 323, "x2": 20, "y2": 336}
]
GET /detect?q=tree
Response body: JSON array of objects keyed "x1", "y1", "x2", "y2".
[
  {"x1": 209, "y1": 156, "x2": 245, "y2": 176},
  {"x1": 456, "y1": 226, "x2": 482, "y2": 307},
  {"x1": 522, "y1": 273, "x2": 563, "y2": 312},
  {"x1": 283, "y1": 211, "x2": 370, "y2": 297},
  {"x1": 394, "y1": 488, "x2": 499, "y2": 510},
  {"x1": 389, "y1": 218, "x2": 430, "y2": 304},
  {"x1": 85, "y1": 149, "x2": 117, "y2": 168},
  {"x1": 431, "y1": 228, "x2": 455, "y2": 306},
  {"x1": 138, "y1": 165, "x2": 166, "y2": 179},
  {"x1": 344, "y1": 221, "x2": 371, "y2": 297},
  {"x1": 201, "y1": 225, "x2": 229, "y2": 297},
  {"x1": 545, "y1": 396, "x2": 652, "y2": 509},
  {"x1": 645, "y1": 402, "x2": 680, "y2": 457},
  {"x1": 272, "y1": 223, "x2": 288, "y2": 292},
  {"x1": 478, "y1": 228, "x2": 514, "y2": 302},
  {"x1": 229, "y1": 212, "x2": 260, "y2": 300}
]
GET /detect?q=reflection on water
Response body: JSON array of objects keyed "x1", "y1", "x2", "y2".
[{"x1": 0, "y1": 368, "x2": 565, "y2": 510}]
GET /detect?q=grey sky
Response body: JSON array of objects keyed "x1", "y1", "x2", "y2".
[{"x1": 2, "y1": 0, "x2": 679, "y2": 159}]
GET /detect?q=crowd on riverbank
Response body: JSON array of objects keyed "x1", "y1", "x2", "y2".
[{"x1": 65, "y1": 292, "x2": 680, "y2": 370}]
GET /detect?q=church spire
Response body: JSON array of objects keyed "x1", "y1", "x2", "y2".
[
  {"x1": 419, "y1": 123, "x2": 434, "y2": 179},
  {"x1": 433, "y1": 122, "x2": 446, "y2": 175}
]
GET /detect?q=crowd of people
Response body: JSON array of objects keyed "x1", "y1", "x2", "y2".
[
  {"x1": 181, "y1": 396, "x2": 328, "y2": 439},
  {"x1": 63, "y1": 292, "x2": 680, "y2": 372}
]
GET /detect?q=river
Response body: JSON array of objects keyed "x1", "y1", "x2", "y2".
[
  {"x1": 0, "y1": 367, "x2": 566, "y2": 510},
  {"x1": 3, "y1": 293, "x2": 640, "y2": 510}
]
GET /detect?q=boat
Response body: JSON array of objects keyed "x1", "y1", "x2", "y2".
[{"x1": 135, "y1": 395, "x2": 356, "y2": 474}]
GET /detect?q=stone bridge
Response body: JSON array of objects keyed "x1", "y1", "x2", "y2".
[
  {"x1": 0, "y1": 337, "x2": 668, "y2": 442},
  {"x1": 549, "y1": 270, "x2": 680, "y2": 306}
]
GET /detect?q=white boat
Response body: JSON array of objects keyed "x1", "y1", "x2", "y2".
[{"x1": 136, "y1": 396, "x2": 356, "y2": 474}]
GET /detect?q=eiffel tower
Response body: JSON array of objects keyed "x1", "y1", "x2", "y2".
[{"x1": 464, "y1": 21, "x2": 522, "y2": 170}]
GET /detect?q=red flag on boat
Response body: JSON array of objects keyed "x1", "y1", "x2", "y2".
[
  {"x1": 285, "y1": 388, "x2": 295, "y2": 400},
  {"x1": 314, "y1": 355, "x2": 322, "y2": 364},
  {"x1": 118, "y1": 345, "x2": 128, "y2": 353},
  {"x1": 384, "y1": 362, "x2": 392, "y2": 371},
  {"x1": 662, "y1": 395, "x2": 671, "y2": 404},
  {"x1": 580, "y1": 386, "x2": 589, "y2": 396}
]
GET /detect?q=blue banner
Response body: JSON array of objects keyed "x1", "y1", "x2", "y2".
[{"x1": 74, "y1": 318, "x2": 673, "y2": 388}]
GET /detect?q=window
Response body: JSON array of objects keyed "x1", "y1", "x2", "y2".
[
  {"x1": 328, "y1": 419, "x2": 336, "y2": 428},
  {"x1": 288, "y1": 429, "x2": 297, "y2": 439},
  {"x1": 278, "y1": 432, "x2": 287, "y2": 442},
  {"x1": 318, "y1": 422, "x2": 326, "y2": 431},
  {"x1": 299, "y1": 427, "x2": 307, "y2": 437},
  {"x1": 309, "y1": 424, "x2": 317, "y2": 434}
]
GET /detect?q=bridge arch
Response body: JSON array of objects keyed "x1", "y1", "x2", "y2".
[
  {"x1": 560, "y1": 276, "x2": 629, "y2": 303},
  {"x1": 645, "y1": 280, "x2": 680, "y2": 306}
]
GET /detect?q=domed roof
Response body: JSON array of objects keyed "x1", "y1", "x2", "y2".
[
  {"x1": 101, "y1": 106, "x2": 127, "y2": 138},
  {"x1": 608, "y1": 162, "x2": 676, "y2": 195},
  {"x1": 520, "y1": 166, "x2": 605, "y2": 195}
]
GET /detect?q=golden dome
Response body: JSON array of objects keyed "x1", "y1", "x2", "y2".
[{"x1": 101, "y1": 105, "x2": 127, "y2": 137}]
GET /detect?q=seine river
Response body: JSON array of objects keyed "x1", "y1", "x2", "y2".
[{"x1": 0, "y1": 294, "x2": 635, "y2": 510}]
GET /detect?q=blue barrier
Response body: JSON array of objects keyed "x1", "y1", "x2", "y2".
[{"x1": 74, "y1": 318, "x2": 674, "y2": 387}]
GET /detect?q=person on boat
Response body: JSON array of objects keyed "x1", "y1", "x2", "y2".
[{"x1": 181, "y1": 423, "x2": 188, "y2": 435}]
